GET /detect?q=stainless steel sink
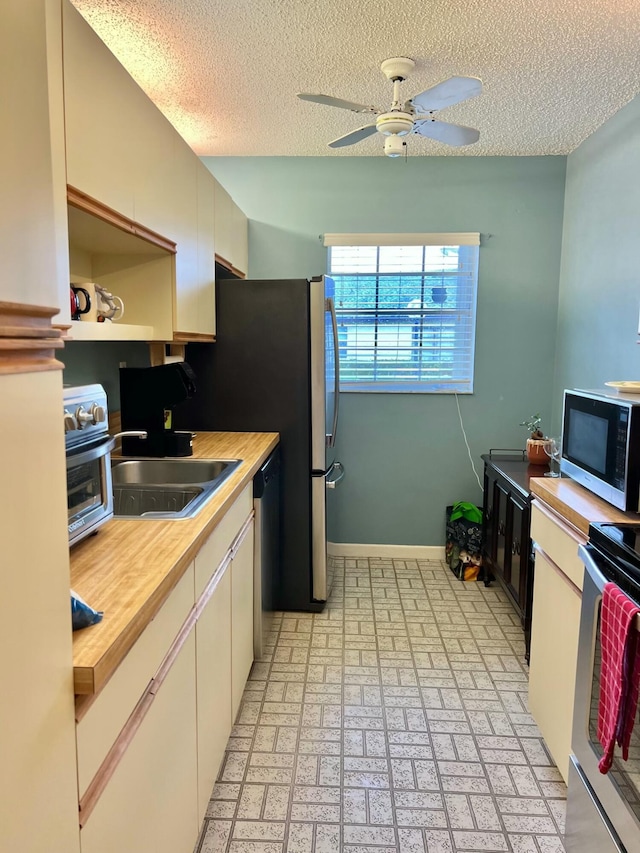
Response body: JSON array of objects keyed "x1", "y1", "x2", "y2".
[
  {"x1": 112, "y1": 458, "x2": 238, "y2": 486},
  {"x1": 111, "y1": 457, "x2": 242, "y2": 519}
]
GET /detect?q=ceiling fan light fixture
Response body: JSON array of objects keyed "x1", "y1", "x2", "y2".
[
  {"x1": 376, "y1": 112, "x2": 413, "y2": 136},
  {"x1": 384, "y1": 135, "x2": 406, "y2": 158}
]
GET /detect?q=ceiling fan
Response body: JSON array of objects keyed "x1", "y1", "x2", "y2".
[{"x1": 298, "y1": 57, "x2": 482, "y2": 157}]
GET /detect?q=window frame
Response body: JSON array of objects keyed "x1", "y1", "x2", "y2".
[{"x1": 325, "y1": 234, "x2": 480, "y2": 394}]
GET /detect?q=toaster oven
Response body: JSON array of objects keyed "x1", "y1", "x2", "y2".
[{"x1": 64, "y1": 384, "x2": 114, "y2": 546}]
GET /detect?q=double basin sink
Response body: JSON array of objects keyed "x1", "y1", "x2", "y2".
[{"x1": 111, "y1": 458, "x2": 242, "y2": 519}]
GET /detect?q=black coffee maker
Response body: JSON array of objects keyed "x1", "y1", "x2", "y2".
[{"x1": 119, "y1": 362, "x2": 197, "y2": 457}]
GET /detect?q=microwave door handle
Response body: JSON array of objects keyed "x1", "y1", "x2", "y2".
[{"x1": 326, "y1": 296, "x2": 340, "y2": 448}]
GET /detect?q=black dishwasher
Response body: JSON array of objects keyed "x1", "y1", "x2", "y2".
[{"x1": 253, "y1": 448, "x2": 280, "y2": 659}]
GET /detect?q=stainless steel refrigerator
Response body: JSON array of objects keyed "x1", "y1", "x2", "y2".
[{"x1": 177, "y1": 275, "x2": 342, "y2": 612}]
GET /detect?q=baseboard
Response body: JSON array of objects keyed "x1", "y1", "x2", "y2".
[{"x1": 327, "y1": 542, "x2": 445, "y2": 560}]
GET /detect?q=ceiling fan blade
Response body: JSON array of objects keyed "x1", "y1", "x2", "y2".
[
  {"x1": 297, "y1": 93, "x2": 380, "y2": 114},
  {"x1": 414, "y1": 119, "x2": 480, "y2": 147},
  {"x1": 328, "y1": 124, "x2": 379, "y2": 148},
  {"x1": 410, "y1": 76, "x2": 482, "y2": 112}
]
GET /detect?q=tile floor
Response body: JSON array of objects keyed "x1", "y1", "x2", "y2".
[{"x1": 195, "y1": 557, "x2": 567, "y2": 853}]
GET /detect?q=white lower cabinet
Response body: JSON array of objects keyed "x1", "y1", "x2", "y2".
[
  {"x1": 231, "y1": 519, "x2": 255, "y2": 721},
  {"x1": 77, "y1": 487, "x2": 256, "y2": 851},
  {"x1": 195, "y1": 564, "x2": 232, "y2": 817},
  {"x1": 528, "y1": 501, "x2": 584, "y2": 783},
  {"x1": 80, "y1": 632, "x2": 199, "y2": 853}
]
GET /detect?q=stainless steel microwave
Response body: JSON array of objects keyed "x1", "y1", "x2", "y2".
[{"x1": 561, "y1": 388, "x2": 640, "y2": 511}]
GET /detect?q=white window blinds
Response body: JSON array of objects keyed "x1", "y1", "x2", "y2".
[{"x1": 326, "y1": 235, "x2": 480, "y2": 393}]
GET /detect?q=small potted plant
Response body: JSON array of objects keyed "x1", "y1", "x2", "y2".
[{"x1": 520, "y1": 413, "x2": 548, "y2": 464}]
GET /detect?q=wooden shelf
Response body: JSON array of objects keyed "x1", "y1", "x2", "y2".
[
  {"x1": 67, "y1": 320, "x2": 156, "y2": 342},
  {"x1": 68, "y1": 187, "x2": 176, "y2": 255}
]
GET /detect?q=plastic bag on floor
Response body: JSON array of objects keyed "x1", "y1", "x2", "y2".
[{"x1": 445, "y1": 502, "x2": 483, "y2": 581}]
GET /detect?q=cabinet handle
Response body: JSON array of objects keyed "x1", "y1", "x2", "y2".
[
  {"x1": 511, "y1": 540, "x2": 521, "y2": 555},
  {"x1": 498, "y1": 521, "x2": 505, "y2": 536},
  {"x1": 230, "y1": 510, "x2": 255, "y2": 557}
]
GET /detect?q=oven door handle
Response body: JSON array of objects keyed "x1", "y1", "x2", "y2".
[
  {"x1": 66, "y1": 436, "x2": 115, "y2": 468},
  {"x1": 578, "y1": 544, "x2": 608, "y2": 593}
]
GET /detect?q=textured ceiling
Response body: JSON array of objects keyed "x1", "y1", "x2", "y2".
[{"x1": 70, "y1": 0, "x2": 640, "y2": 157}]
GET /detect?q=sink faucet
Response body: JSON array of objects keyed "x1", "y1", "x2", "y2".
[{"x1": 111, "y1": 430, "x2": 147, "y2": 455}]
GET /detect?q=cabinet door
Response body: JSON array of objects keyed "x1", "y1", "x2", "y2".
[
  {"x1": 213, "y1": 178, "x2": 248, "y2": 276},
  {"x1": 229, "y1": 195, "x2": 249, "y2": 276},
  {"x1": 196, "y1": 162, "x2": 216, "y2": 336},
  {"x1": 231, "y1": 521, "x2": 255, "y2": 721},
  {"x1": 482, "y1": 467, "x2": 498, "y2": 563},
  {"x1": 76, "y1": 566, "x2": 195, "y2": 796},
  {"x1": 2, "y1": 0, "x2": 69, "y2": 312},
  {"x1": 0, "y1": 371, "x2": 80, "y2": 853},
  {"x1": 213, "y1": 179, "x2": 233, "y2": 269},
  {"x1": 133, "y1": 98, "x2": 177, "y2": 238},
  {"x1": 172, "y1": 140, "x2": 200, "y2": 337},
  {"x1": 63, "y1": 1, "x2": 138, "y2": 219},
  {"x1": 195, "y1": 565, "x2": 232, "y2": 818},
  {"x1": 528, "y1": 548, "x2": 581, "y2": 783},
  {"x1": 495, "y1": 482, "x2": 509, "y2": 577},
  {"x1": 507, "y1": 494, "x2": 529, "y2": 614},
  {"x1": 80, "y1": 633, "x2": 199, "y2": 853}
]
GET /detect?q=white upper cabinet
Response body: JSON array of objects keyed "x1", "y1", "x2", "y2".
[
  {"x1": 61, "y1": 0, "x2": 216, "y2": 341},
  {"x1": 196, "y1": 162, "x2": 217, "y2": 336},
  {"x1": 213, "y1": 179, "x2": 248, "y2": 277},
  {"x1": 0, "y1": 0, "x2": 69, "y2": 313},
  {"x1": 132, "y1": 96, "x2": 178, "y2": 239},
  {"x1": 62, "y1": 0, "x2": 139, "y2": 220},
  {"x1": 171, "y1": 139, "x2": 200, "y2": 337}
]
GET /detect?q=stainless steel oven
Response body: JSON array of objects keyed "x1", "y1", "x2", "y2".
[
  {"x1": 568, "y1": 525, "x2": 640, "y2": 853},
  {"x1": 65, "y1": 384, "x2": 114, "y2": 546}
]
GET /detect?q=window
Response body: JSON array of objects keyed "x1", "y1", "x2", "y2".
[{"x1": 325, "y1": 233, "x2": 479, "y2": 393}]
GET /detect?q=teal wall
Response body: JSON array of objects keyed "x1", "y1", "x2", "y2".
[
  {"x1": 203, "y1": 156, "x2": 566, "y2": 545},
  {"x1": 61, "y1": 342, "x2": 150, "y2": 409},
  {"x1": 552, "y1": 95, "x2": 640, "y2": 429}
]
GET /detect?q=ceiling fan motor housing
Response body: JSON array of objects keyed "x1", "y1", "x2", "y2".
[
  {"x1": 376, "y1": 112, "x2": 413, "y2": 136},
  {"x1": 380, "y1": 57, "x2": 415, "y2": 82}
]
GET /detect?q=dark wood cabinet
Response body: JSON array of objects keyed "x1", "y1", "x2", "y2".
[{"x1": 481, "y1": 453, "x2": 547, "y2": 662}]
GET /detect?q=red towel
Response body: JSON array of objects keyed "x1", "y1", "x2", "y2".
[{"x1": 597, "y1": 582, "x2": 640, "y2": 774}]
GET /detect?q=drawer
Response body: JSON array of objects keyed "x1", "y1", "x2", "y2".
[
  {"x1": 76, "y1": 563, "x2": 195, "y2": 797},
  {"x1": 531, "y1": 500, "x2": 586, "y2": 590},
  {"x1": 194, "y1": 485, "x2": 252, "y2": 596}
]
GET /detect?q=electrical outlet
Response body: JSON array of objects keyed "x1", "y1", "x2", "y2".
[{"x1": 119, "y1": 361, "x2": 127, "y2": 368}]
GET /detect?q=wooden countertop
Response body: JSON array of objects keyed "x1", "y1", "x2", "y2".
[
  {"x1": 70, "y1": 431, "x2": 279, "y2": 697},
  {"x1": 530, "y1": 476, "x2": 631, "y2": 535}
]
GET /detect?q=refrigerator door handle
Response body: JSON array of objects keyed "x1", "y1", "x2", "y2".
[
  {"x1": 312, "y1": 475, "x2": 327, "y2": 601},
  {"x1": 326, "y1": 295, "x2": 340, "y2": 448},
  {"x1": 325, "y1": 461, "x2": 344, "y2": 489}
]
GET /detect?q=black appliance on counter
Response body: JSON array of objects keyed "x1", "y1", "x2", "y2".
[
  {"x1": 119, "y1": 362, "x2": 196, "y2": 457},
  {"x1": 175, "y1": 276, "x2": 343, "y2": 613},
  {"x1": 568, "y1": 523, "x2": 640, "y2": 853}
]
